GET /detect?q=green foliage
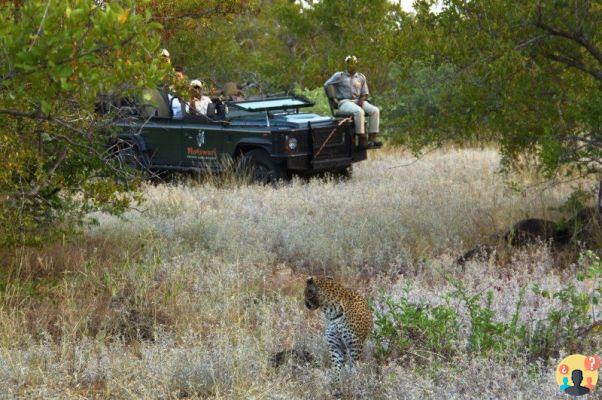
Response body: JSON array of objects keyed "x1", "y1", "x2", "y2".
[
  {"x1": 159, "y1": 0, "x2": 601, "y2": 186},
  {"x1": 373, "y1": 255, "x2": 601, "y2": 364},
  {"x1": 372, "y1": 284, "x2": 460, "y2": 363},
  {"x1": 0, "y1": 0, "x2": 164, "y2": 246},
  {"x1": 386, "y1": 0, "x2": 602, "y2": 179},
  {"x1": 3, "y1": 0, "x2": 599, "y2": 247},
  {"x1": 295, "y1": 86, "x2": 331, "y2": 116},
  {"x1": 450, "y1": 280, "x2": 527, "y2": 357},
  {"x1": 163, "y1": 0, "x2": 404, "y2": 93}
]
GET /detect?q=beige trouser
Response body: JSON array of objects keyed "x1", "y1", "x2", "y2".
[{"x1": 338, "y1": 99, "x2": 379, "y2": 135}]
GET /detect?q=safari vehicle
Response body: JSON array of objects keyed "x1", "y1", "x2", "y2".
[{"x1": 110, "y1": 90, "x2": 372, "y2": 183}]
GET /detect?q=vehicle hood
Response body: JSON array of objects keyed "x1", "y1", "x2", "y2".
[{"x1": 271, "y1": 113, "x2": 334, "y2": 128}]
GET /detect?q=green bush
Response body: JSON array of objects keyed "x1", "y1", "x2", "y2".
[
  {"x1": 0, "y1": 0, "x2": 164, "y2": 247},
  {"x1": 373, "y1": 253, "x2": 601, "y2": 364},
  {"x1": 295, "y1": 86, "x2": 332, "y2": 116},
  {"x1": 372, "y1": 284, "x2": 460, "y2": 363}
]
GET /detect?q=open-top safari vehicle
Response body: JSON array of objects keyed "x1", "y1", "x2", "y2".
[{"x1": 109, "y1": 90, "x2": 374, "y2": 183}]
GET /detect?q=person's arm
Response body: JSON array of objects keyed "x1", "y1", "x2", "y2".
[
  {"x1": 357, "y1": 94, "x2": 368, "y2": 108},
  {"x1": 326, "y1": 84, "x2": 339, "y2": 106},
  {"x1": 324, "y1": 72, "x2": 342, "y2": 106},
  {"x1": 357, "y1": 75, "x2": 369, "y2": 107}
]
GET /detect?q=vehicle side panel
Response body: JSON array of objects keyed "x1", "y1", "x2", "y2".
[
  {"x1": 139, "y1": 119, "x2": 183, "y2": 166},
  {"x1": 180, "y1": 122, "x2": 223, "y2": 170}
]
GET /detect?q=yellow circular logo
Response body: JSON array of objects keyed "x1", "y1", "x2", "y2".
[{"x1": 555, "y1": 354, "x2": 600, "y2": 396}]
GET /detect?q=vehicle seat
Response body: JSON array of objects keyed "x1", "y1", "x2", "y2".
[
  {"x1": 206, "y1": 102, "x2": 216, "y2": 118},
  {"x1": 141, "y1": 88, "x2": 170, "y2": 118},
  {"x1": 216, "y1": 102, "x2": 227, "y2": 119},
  {"x1": 324, "y1": 87, "x2": 354, "y2": 118}
]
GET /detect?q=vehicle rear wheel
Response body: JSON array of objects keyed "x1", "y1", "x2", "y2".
[{"x1": 237, "y1": 149, "x2": 289, "y2": 185}]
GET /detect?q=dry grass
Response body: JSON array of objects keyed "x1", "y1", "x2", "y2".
[{"x1": 0, "y1": 147, "x2": 599, "y2": 399}]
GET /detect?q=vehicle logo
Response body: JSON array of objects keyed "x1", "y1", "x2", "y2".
[{"x1": 196, "y1": 131, "x2": 205, "y2": 147}]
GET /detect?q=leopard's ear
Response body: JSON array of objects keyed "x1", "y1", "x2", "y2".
[{"x1": 306, "y1": 276, "x2": 314, "y2": 285}]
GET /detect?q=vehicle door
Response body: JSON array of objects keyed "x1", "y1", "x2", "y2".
[
  {"x1": 180, "y1": 118, "x2": 224, "y2": 171},
  {"x1": 139, "y1": 117, "x2": 183, "y2": 167}
]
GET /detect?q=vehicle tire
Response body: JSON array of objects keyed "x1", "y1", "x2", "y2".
[
  {"x1": 333, "y1": 165, "x2": 353, "y2": 181},
  {"x1": 237, "y1": 149, "x2": 289, "y2": 185}
]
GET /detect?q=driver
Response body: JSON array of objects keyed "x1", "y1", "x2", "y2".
[{"x1": 324, "y1": 55, "x2": 381, "y2": 149}]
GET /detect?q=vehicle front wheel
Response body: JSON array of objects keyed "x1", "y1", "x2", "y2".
[
  {"x1": 332, "y1": 165, "x2": 353, "y2": 181},
  {"x1": 237, "y1": 149, "x2": 289, "y2": 185}
]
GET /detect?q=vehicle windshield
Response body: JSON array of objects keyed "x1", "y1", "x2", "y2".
[{"x1": 229, "y1": 96, "x2": 314, "y2": 112}]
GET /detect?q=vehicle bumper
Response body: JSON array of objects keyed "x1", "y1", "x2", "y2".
[{"x1": 281, "y1": 148, "x2": 366, "y2": 171}]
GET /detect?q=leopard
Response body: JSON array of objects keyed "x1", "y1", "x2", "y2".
[{"x1": 304, "y1": 276, "x2": 373, "y2": 373}]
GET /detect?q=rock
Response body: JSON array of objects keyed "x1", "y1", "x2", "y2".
[
  {"x1": 504, "y1": 218, "x2": 569, "y2": 247},
  {"x1": 456, "y1": 209, "x2": 602, "y2": 266}
]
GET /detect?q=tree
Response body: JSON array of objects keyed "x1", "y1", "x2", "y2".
[
  {"x1": 160, "y1": 0, "x2": 404, "y2": 95},
  {"x1": 0, "y1": 0, "x2": 165, "y2": 246},
  {"x1": 386, "y1": 0, "x2": 601, "y2": 204}
]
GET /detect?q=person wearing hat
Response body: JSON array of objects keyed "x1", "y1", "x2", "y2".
[
  {"x1": 324, "y1": 55, "x2": 381, "y2": 149},
  {"x1": 189, "y1": 79, "x2": 212, "y2": 115},
  {"x1": 160, "y1": 48, "x2": 171, "y2": 63},
  {"x1": 159, "y1": 49, "x2": 172, "y2": 83},
  {"x1": 221, "y1": 82, "x2": 245, "y2": 102}
]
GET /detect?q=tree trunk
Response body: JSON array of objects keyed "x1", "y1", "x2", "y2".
[{"x1": 598, "y1": 180, "x2": 602, "y2": 211}]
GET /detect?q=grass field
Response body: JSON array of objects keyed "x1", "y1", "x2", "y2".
[{"x1": 0, "y1": 148, "x2": 599, "y2": 399}]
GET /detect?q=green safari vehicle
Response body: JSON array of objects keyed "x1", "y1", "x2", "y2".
[{"x1": 110, "y1": 90, "x2": 373, "y2": 183}]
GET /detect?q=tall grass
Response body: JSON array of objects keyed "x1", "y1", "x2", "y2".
[{"x1": 0, "y1": 148, "x2": 598, "y2": 399}]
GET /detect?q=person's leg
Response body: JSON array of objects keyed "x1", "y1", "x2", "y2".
[
  {"x1": 361, "y1": 101, "x2": 381, "y2": 147},
  {"x1": 338, "y1": 100, "x2": 365, "y2": 134},
  {"x1": 361, "y1": 101, "x2": 379, "y2": 134}
]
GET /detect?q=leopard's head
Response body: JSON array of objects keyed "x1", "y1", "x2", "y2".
[{"x1": 304, "y1": 276, "x2": 321, "y2": 310}]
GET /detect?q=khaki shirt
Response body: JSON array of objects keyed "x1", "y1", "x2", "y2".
[{"x1": 324, "y1": 71, "x2": 369, "y2": 100}]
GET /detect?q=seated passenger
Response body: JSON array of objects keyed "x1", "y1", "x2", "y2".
[
  {"x1": 167, "y1": 66, "x2": 188, "y2": 119},
  {"x1": 221, "y1": 82, "x2": 244, "y2": 102},
  {"x1": 189, "y1": 80, "x2": 212, "y2": 115},
  {"x1": 168, "y1": 93, "x2": 184, "y2": 119}
]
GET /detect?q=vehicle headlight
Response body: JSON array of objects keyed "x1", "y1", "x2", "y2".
[{"x1": 287, "y1": 137, "x2": 298, "y2": 151}]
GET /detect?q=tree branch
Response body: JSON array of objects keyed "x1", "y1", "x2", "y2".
[
  {"x1": 536, "y1": 4, "x2": 602, "y2": 65},
  {"x1": 0, "y1": 35, "x2": 136, "y2": 87},
  {"x1": 543, "y1": 52, "x2": 602, "y2": 81},
  {"x1": 0, "y1": 108, "x2": 43, "y2": 119}
]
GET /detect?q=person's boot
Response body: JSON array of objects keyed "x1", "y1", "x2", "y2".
[
  {"x1": 368, "y1": 133, "x2": 383, "y2": 148},
  {"x1": 358, "y1": 134, "x2": 370, "y2": 149}
]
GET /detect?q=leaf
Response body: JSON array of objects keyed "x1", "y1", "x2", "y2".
[
  {"x1": 118, "y1": 9, "x2": 130, "y2": 24},
  {"x1": 40, "y1": 100, "x2": 51, "y2": 115},
  {"x1": 15, "y1": 63, "x2": 37, "y2": 72}
]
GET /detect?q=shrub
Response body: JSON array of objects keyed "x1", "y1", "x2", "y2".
[
  {"x1": 373, "y1": 253, "x2": 601, "y2": 364},
  {"x1": 295, "y1": 86, "x2": 332, "y2": 116},
  {"x1": 372, "y1": 284, "x2": 460, "y2": 364},
  {"x1": 0, "y1": 1, "x2": 164, "y2": 247}
]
